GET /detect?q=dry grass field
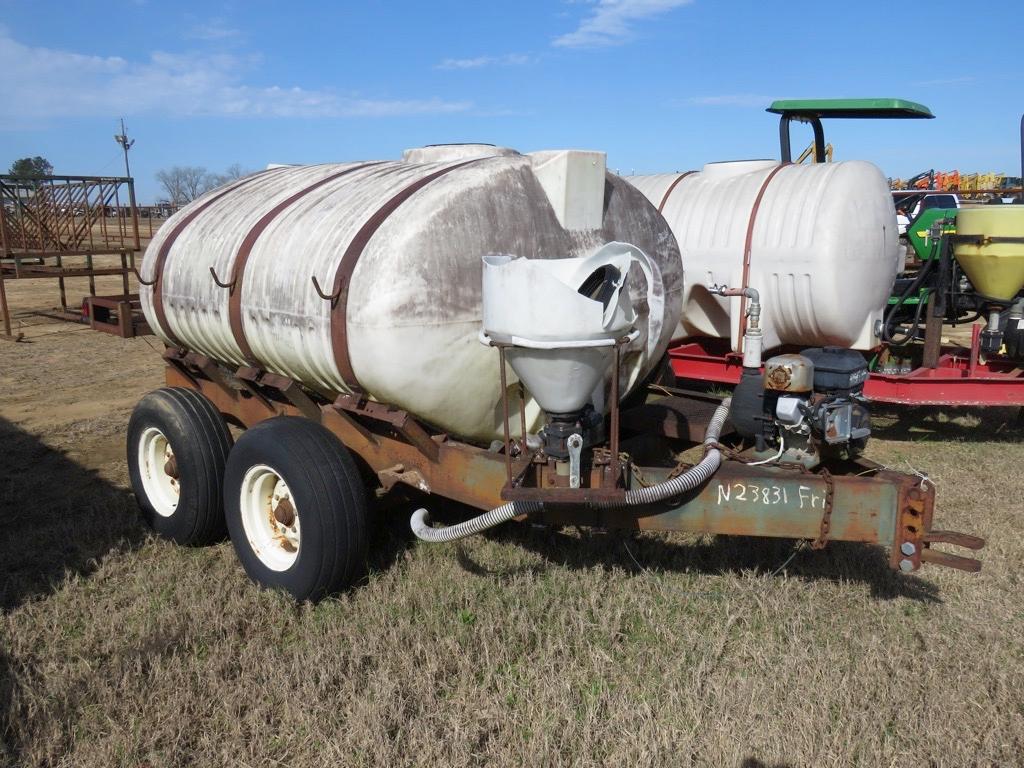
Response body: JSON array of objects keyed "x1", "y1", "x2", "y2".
[{"x1": 1, "y1": 266, "x2": 1022, "y2": 767}]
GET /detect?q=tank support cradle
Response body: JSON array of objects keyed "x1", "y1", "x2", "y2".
[{"x1": 161, "y1": 350, "x2": 984, "y2": 574}]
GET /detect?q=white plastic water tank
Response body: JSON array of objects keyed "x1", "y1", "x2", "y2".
[
  {"x1": 140, "y1": 146, "x2": 682, "y2": 444},
  {"x1": 628, "y1": 159, "x2": 900, "y2": 351}
]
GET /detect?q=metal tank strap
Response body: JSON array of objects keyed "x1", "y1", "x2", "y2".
[
  {"x1": 224, "y1": 162, "x2": 386, "y2": 364},
  {"x1": 327, "y1": 158, "x2": 486, "y2": 392},
  {"x1": 738, "y1": 163, "x2": 789, "y2": 344},
  {"x1": 656, "y1": 170, "x2": 696, "y2": 213},
  {"x1": 149, "y1": 170, "x2": 277, "y2": 349}
]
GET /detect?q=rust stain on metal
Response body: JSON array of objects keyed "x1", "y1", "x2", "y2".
[
  {"x1": 163, "y1": 362, "x2": 984, "y2": 573},
  {"x1": 328, "y1": 159, "x2": 485, "y2": 391},
  {"x1": 225, "y1": 162, "x2": 384, "y2": 363},
  {"x1": 810, "y1": 467, "x2": 834, "y2": 549},
  {"x1": 183, "y1": 351, "x2": 239, "y2": 402},
  {"x1": 766, "y1": 366, "x2": 792, "y2": 390},
  {"x1": 763, "y1": 354, "x2": 814, "y2": 393},
  {"x1": 924, "y1": 530, "x2": 985, "y2": 549},
  {"x1": 259, "y1": 371, "x2": 322, "y2": 421},
  {"x1": 273, "y1": 497, "x2": 296, "y2": 527},
  {"x1": 919, "y1": 548, "x2": 981, "y2": 572},
  {"x1": 1, "y1": 175, "x2": 147, "y2": 340},
  {"x1": 656, "y1": 170, "x2": 696, "y2": 213},
  {"x1": 166, "y1": 364, "x2": 288, "y2": 424},
  {"x1": 86, "y1": 294, "x2": 151, "y2": 339},
  {"x1": 151, "y1": 171, "x2": 274, "y2": 347},
  {"x1": 738, "y1": 163, "x2": 788, "y2": 344},
  {"x1": 889, "y1": 478, "x2": 930, "y2": 571},
  {"x1": 334, "y1": 394, "x2": 440, "y2": 462},
  {"x1": 268, "y1": 503, "x2": 296, "y2": 553},
  {"x1": 377, "y1": 464, "x2": 430, "y2": 494},
  {"x1": 163, "y1": 454, "x2": 179, "y2": 479},
  {"x1": 320, "y1": 405, "x2": 509, "y2": 510}
]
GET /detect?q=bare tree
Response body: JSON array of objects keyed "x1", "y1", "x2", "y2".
[
  {"x1": 206, "y1": 163, "x2": 256, "y2": 189},
  {"x1": 155, "y1": 166, "x2": 211, "y2": 205},
  {"x1": 156, "y1": 163, "x2": 257, "y2": 203}
]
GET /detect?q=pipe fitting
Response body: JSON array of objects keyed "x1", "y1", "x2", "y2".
[
  {"x1": 709, "y1": 284, "x2": 760, "y2": 329},
  {"x1": 709, "y1": 284, "x2": 763, "y2": 368}
]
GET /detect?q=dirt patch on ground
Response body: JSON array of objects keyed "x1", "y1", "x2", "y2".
[{"x1": 1, "y1": 273, "x2": 1022, "y2": 766}]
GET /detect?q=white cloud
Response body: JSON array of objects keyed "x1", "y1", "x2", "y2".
[
  {"x1": 0, "y1": 28, "x2": 471, "y2": 120},
  {"x1": 436, "y1": 53, "x2": 532, "y2": 70},
  {"x1": 553, "y1": 0, "x2": 694, "y2": 48},
  {"x1": 186, "y1": 19, "x2": 242, "y2": 41},
  {"x1": 685, "y1": 94, "x2": 775, "y2": 107}
]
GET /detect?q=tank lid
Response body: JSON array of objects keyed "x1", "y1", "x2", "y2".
[
  {"x1": 702, "y1": 159, "x2": 778, "y2": 180},
  {"x1": 402, "y1": 144, "x2": 520, "y2": 164}
]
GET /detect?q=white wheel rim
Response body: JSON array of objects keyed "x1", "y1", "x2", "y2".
[
  {"x1": 239, "y1": 464, "x2": 301, "y2": 572},
  {"x1": 138, "y1": 427, "x2": 180, "y2": 517}
]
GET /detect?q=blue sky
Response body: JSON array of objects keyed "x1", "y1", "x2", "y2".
[{"x1": 2, "y1": 0, "x2": 1021, "y2": 202}]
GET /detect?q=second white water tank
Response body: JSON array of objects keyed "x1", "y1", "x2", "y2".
[{"x1": 629, "y1": 159, "x2": 900, "y2": 351}]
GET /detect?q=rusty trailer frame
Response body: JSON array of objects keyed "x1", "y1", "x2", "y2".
[
  {"x1": 162, "y1": 348, "x2": 984, "y2": 575},
  {"x1": 0, "y1": 174, "x2": 145, "y2": 341},
  {"x1": 85, "y1": 293, "x2": 151, "y2": 338}
]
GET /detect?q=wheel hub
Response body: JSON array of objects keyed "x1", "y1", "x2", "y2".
[
  {"x1": 138, "y1": 427, "x2": 180, "y2": 517},
  {"x1": 240, "y1": 466, "x2": 301, "y2": 571},
  {"x1": 163, "y1": 453, "x2": 179, "y2": 479},
  {"x1": 273, "y1": 496, "x2": 296, "y2": 527}
]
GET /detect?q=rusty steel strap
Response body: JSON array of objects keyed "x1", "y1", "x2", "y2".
[
  {"x1": 150, "y1": 169, "x2": 278, "y2": 349},
  {"x1": 225, "y1": 162, "x2": 385, "y2": 364},
  {"x1": 737, "y1": 163, "x2": 788, "y2": 344},
  {"x1": 327, "y1": 159, "x2": 485, "y2": 391},
  {"x1": 656, "y1": 170, "x2": 696, "y2": 213}
]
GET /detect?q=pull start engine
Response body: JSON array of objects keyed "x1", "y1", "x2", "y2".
[{"x1": 730, "y1": 346, "x2": 871, "y2": 466}]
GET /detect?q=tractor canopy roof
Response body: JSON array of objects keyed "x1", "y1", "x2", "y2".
[{"x1": 767, "y1": 98, "x2": 934, "y2": 119}]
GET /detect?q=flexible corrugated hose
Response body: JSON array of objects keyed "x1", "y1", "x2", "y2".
[
  {"x1": 410, "y1": 501, "x2": 543, "y2": 544},
  {"x1": 410, "y1": 398, "x2": 732, "y2": 543}
]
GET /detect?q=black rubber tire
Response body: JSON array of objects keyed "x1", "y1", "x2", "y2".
[
  {"x1": 127, "y1": 387, "x2": 233, "y2": 545},
  {"x1": 224, "y1": 416, "x2": 368, "y2": 601}
]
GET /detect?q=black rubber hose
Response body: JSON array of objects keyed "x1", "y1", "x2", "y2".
[
  {"x1": 881, "y1": 255, "x2": 936, "y2": 345},
  {"x1": 885, "y1": 292, "x2": 929, "y2": 347}
]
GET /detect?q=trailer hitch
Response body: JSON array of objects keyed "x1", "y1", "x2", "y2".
[
  {"x1": 920, "y1": 532, "x2": 985, "y2": 572},
  {"x1": 889, "y1": 472, "x2": 984, "y2": 573}
]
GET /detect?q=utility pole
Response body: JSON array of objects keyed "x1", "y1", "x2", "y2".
[{"x1": 114, "y1": 117, "x2": 141, "y2": 251}]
